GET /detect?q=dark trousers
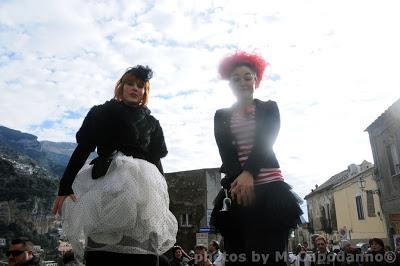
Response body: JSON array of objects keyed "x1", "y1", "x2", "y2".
[
  {"x1": 85, "y1": 251, "x2": 169, "y2": 266},
  {"x1": 222, "y1": 206, "x2": 289, "y2": 266},
  {"x1": 224, "y1": 227, "x2": 288, "y2": 266}
]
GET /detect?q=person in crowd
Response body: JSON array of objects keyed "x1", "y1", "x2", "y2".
[
  {"x1": 170, "y1": 245, "x2": 190, "y2": 266},
  {"x1": 295, "y1": 246, "x2": 312, "y2": 266},
  {"x1": 311, "y1": 236, "x2": 336, "y2": 266},
  {"x1": 303, "y1": 242, "x2": 310, "y2": 251},
  {"x1": 52, "y1": 65, "x2": 177, "y2": 265},
  {"x1": 7, "y1": 238, "x2": 40, "y2": 266},
  {"x1": 311, "y1": 235, "x2": 322, "y2": 253},
  {"x1": 337, "y1": 240, "x2": 360, "y2": 266},
  {"x1": 187, "y1": 245, "x2": 213, "y2": 266},
  {"x1": 210, "y1": 51, "x2": 303, "y2": 265},
  {"x1": 364, "y1": 238, "x2": 389, "y2": 266},
  {"x1": 209, "y1": 240, "x2": 225, "y2": 266}
]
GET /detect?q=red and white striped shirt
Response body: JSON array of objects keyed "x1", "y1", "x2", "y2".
[{"x1": 230, "y1": 104, "x2": 284, "y2": 185}]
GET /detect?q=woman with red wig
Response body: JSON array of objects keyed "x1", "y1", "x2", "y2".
[
  {"x1": 52, "y1": 65, "x2": 177, "y2": 265},
  {"x1": 210, "y1": 51, "x2": 303, "y2": 265}
]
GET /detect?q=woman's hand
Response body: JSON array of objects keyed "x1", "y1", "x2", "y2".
[
  {"x1": 230, "y1": 171, "x2": 255, "y2": 206},
  {"x1": 52, "y1": 194, "x2": 77, "y2": 215}
]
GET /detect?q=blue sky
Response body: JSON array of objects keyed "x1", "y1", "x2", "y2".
[{"x1": 1, "y1": 0, "x2": 400, "y2": 209}]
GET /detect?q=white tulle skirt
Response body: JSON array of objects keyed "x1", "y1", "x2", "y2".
[{"x1": 61, "y1": 152, "x2": 178, "y2": 259}]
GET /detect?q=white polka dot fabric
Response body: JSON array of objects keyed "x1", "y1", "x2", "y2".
[{"x1": 61, "y1": 153, "x2": 177, "y2": 259}]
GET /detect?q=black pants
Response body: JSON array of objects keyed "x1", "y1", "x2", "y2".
[
  {"x1": 224, "y1": 225, "x2": 289, "y2": 266},
  {"x1": 212, "y1": 182, "x2": 302, "y2": 266},
  {"x1": 85, "y1": 251, "x2": 169, "y2": 266},
  {"x1": 222, "y1": 203, "x2": 290, "y2": 266}
]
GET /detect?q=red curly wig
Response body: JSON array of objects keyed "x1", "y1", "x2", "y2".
[{"x1": 218, "y1": 51, "x2": 268, "y2": 88}]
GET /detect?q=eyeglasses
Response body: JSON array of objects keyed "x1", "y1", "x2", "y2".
[
  {"x1": 6, "y1": 250, "x2": 26, "y2": 257},
  {"x1": 229, "y1": 74, "x2": 256, "y2": 84}
]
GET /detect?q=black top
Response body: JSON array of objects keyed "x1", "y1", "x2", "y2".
[
  {"x1": 214, "y1": 99, "x2": 280, "y2": 186},
  {"x1": 58, "y1": 99, "x2": 168, "y2": 195},
  {"x1": 311, "y1": 251, "x2": 336, "y2": 266},
  {"x1": 20, "y1": 256, "x2": 40, "y2": 266}
]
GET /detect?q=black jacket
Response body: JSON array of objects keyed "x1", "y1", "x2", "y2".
[
  {"x1": 214, "y1": 99, "x2": 280, "y2": 186},
  {"x1": 58, "y1": 99, "x2": 168, "y2": 195},
  {"x1": 20, "y1": 256, "x2": 40, "y2": 265}
]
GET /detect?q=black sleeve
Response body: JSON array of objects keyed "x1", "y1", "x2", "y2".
[
  {"x1": 242, "y1": 101, "x2": 280, "y2": 177},
  {"x1": 148, "y1": 120, "x2": 168, "y2": 174},
  {"x1": 214, "y1": 110, "x2": 241, "y2": 177},
  {"x1": 58, "y1": 107, "x2": 97, "y2": 195},
  {"x1": 76, "y1": 106, "x2": 98, "y2": 146},
  {"x1": 58, "y1": 143, "x2": 94, "y2": 195},
  {"x1": 265, "y1": 101, "x2": 281, "y2": 147},
  {"x1": 214, "y1": 110, "x2": 226, "y2": 169}
]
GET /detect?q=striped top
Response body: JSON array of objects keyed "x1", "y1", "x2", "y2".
[{"x1": 230, "y1": 104, "x2": 284, "y2": 185}]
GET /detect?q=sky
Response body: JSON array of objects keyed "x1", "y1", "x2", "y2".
[{"x1": 1, "y1": 0, "x2": 400, "y2": 212}]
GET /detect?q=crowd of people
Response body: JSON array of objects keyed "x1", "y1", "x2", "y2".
[
  {"x1": 5, "y1": 236, "x2": 400, "y2": 266},
  {"x1": 169, "y1": 241, "x2": 224, "y2": 266},
  {"x1": 3, "y1": 238, "x2": 225, "y2": 266},
  {"x1": 288, "y1": 236, "x2": 400, "y2": 266}
]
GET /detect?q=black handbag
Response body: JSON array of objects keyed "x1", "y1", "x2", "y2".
[{"x1": 90, "y1": 156, "x2": 113, "y2": 179}]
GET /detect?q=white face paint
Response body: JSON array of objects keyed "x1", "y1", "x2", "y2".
[{"x1": 229, "y1": 65, "x2": 256, "y2": 103}]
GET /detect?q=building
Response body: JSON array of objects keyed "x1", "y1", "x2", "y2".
[
  {"x1": 288, "y1": 221, "x2": 311, "y2": 252},
  {"x1": 333, "y1": 161, "x2": 388, "y2": 245},
  {"x1": 304, "y1": 168, "x2": 343, "y2": 242},
  {"x1": 366, "y1": 98, "x2": 400, "y2": 248},
  {"x1": 165, "y1": 168, "x2": 221, "y2": 251},
  {"x1": 304, "y1": 161, "x2": 387, "y2": 247}
]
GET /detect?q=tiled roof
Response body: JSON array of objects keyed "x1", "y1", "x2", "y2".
[
  {"x1": 304, "y1": 161, "x2": 373, "y2": 199},
  {"x1": 304, "y1": 170, "x2": 348, "y2": 199}
]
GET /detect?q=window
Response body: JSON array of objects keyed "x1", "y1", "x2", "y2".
[
  {"x1": 179, "y1": 213, "x2": 192, "y2": 227},
  {"x1": 356, "y1": 196, "x2": 365, "y2": 220},
  {"x1": 366, "y1": 191, "x2": 376, "y2": 217},
  {"x1": 326, "y1": 204, "x2": 331, "y2": 227},
  {"x1": 386, "y1": 144, "x2": 400, "y2": 176}
]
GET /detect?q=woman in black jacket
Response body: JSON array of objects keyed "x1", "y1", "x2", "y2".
[
  {"x1": 363, "y1": 238, "x2": 390, "y2": 266},
  {"x1": 210, "y1": 51, "x2": 303, "y2": 266},
  {"x1": 52, "y1": 65, "x2": 177, "y2": 266}
]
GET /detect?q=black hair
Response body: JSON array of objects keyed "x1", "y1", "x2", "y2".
[
  {"x1": 124, "y1": 65, "x2": 153, "y2": 81},
  {"x1": 11, "y1": 237, "x2": 33, "y2": 251},
  {"x1": 369, "y1": 238, "x2": 384, "y2": 248},
  {"x1": 172, "y1": 246, "x2": 182, "y2": 253}
]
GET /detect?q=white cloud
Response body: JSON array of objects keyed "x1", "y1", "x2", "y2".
[{"x1": 1, "y1": 0, "x2": 400, "y2": 212}]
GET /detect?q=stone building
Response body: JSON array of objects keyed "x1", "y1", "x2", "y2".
[
  {"x1": 366, "y1": 98, "x2": 400, "y2": 248},
  {"x1": 165, "y1": 168, "x2": 221, "y2": 251}
]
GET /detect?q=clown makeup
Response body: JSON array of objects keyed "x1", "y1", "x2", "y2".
[{"x1": 229, "y1": 65, "x2": 257, "y2": 103}]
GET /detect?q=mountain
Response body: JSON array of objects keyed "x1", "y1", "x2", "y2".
[
  {"x1": 0, "y1": 147, "x2": 59, "y2": 251},
  {"x1": 0, "y1": 125, "x2": 73, "y2": 249},
  {"x1": 0, "y1": 126, "x2": 76, "y2": 177},
  {"x1": 0, "y1": 152, "x2": 58, "y2": 231}
]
